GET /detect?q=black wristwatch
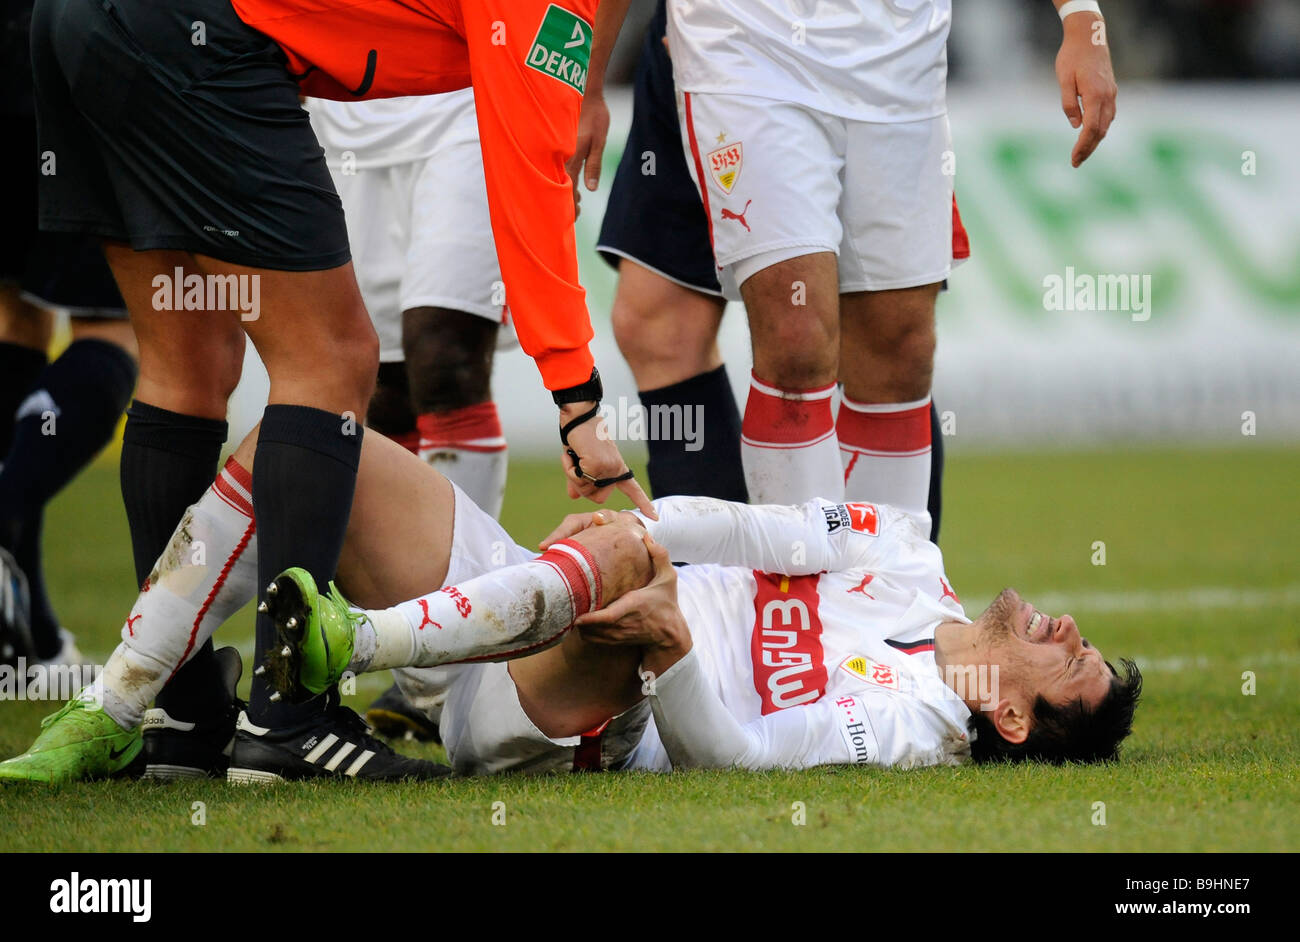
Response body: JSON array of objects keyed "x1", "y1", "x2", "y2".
[
  {"x1": 551, "y1": 367, "x2": 603, "y2": 407},
  {"x1": 552, "y1": 368, "x2": 635, "y2": 488}
]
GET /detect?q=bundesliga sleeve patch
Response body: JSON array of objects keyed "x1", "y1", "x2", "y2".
[
  {"x1": 525, "y1": 4, "x2": 592, "y2": 95},
  {"x1": 824, "y1": 502, "x2": 880, "y2": 536}
]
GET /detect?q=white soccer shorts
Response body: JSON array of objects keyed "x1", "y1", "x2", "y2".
[
  {"x1": 328, "y1": 95, "x2": 513, "y2": 362},
  {"x1": 679, "y1": 91, "x2": 963, "y2": 300}
]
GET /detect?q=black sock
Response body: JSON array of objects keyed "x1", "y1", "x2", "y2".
[
  {"x1": 120, "y1": 399, "x2": 228, "y2": 715},
  {"x1": 14, "y1": 514, "x2": 61, "y2": 658},
  {"x1": 639, "y1": 365, "x2": 749, "y2": 503},
  {"x1": 0, "y1": 342, "x2": 48, "y2": 456},
  {"x1": 249, "y1": 404, "x2": 363, "y2": 727},
  {"x1": 0, "y1": 339, "x2": 137, "y2": 657},
  {"x1": 928, "y1": 400, "x2": 944, "y2": 544}
]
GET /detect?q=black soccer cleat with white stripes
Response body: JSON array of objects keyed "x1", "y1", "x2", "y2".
[
  {"x1": 141, "y1": 646, "x2": 245, "y2": 780},
  {"x1": 226, "y1": 704, "x2": 452, "y2": 783}
]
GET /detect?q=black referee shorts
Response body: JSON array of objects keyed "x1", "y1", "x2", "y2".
[
  {"x1": 30, "y1": 0, "x2": 349, "y2": 271},
  {"x1": 596, "y1": 0, "x2": 721, "y2": 296}
]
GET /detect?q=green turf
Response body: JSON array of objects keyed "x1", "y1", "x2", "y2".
[{"x1": 1, "y1": 446, "x2": 1297, "y2": 851}]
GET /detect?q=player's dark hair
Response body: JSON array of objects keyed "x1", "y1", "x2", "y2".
[{"x1": 967, "y1": 658, "x2": 1143, "y2": 764}]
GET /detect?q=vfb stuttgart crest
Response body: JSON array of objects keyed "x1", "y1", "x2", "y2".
[{"x1": 706, "y1": 141, "x2": 743, "y2": 193}]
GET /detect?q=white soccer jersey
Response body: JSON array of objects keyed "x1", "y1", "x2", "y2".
[
  {"x1": 665, "y1": 0, "x2": 951, "y2": 122},
  {"x1": 307, "y1": 89, "x2": 478, "y2": 170},
  {"x1": 626, "y1": 497, "x2": 974, "y2": 771}
]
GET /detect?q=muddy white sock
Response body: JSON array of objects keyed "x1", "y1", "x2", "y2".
[
  {"x1": 349, "y1": 540, "x2": 601, "y2": 673},
  {"x1": 92, "y1": 459, "x2": 257, "y2": 728}
]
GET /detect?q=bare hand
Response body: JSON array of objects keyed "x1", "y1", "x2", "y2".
[
  {"x1": 559, "y1": 402, "x2": 656, "y2": 517},
  {"x1": 1055, "y1": 14, "x2": 1117, "y2": 167},
  {"x1": 566, "y1": 91, "x2": 611, "y2": 219},
  {"x1": 539, "y1": 507, "x2": 645, "y2": 550},
  {"x1": 574, "y1": 535, "x2": 686, "y2": 651}
]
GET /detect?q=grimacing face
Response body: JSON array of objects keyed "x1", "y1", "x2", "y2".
[{"x1": 977, "y1": 588, "x2": 1114, "y2": 713}]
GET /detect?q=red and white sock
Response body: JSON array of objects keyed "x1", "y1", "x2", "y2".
[
  {"x1": 838, "y1": 394, "x2": 932, "y2": 514},
  {"x1": 741, "y1": 373, "x2": 843, "y2": 504},
  {"x1": 351, "y1": 539, "x2": 602, "y2": 672},
  {"x1": 417, "y1": 402, "x2": 507, "y2": 520},
  {"x1": 92, "y1": 459, "x2": 259, "y2": 728}
]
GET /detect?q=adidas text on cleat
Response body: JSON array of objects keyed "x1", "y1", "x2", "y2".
[
  {"x1": 0, "y1": 696, "x2": 142, "y2": 784},
  {"x1": 226, "y1": 707, "x2": 451, "y2": 783},
  {"x1": 259, "y1": 568, "x2": 359, "y2": 702},
  {"x1": 141, "y1": 647, "x2": 246, "y2": 780}
]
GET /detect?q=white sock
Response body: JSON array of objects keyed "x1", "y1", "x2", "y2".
[
  {"x1": 349, "y1": 540, "x2": 601, "y2": 673},
  {"x1": 417, "y1": 402, "x2": 507, "y2": 519},
  {"x1": 92, "y1": 459, "x2": 258, "y2": 729},
  {"x1": 740, "y1": 372, "x2": 843, "y2": 504},
  {"x1": 838, "y1": 394, "x2": 932, "y2": 515}
]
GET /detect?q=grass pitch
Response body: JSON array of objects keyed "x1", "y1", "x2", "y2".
[{"x1": 1, "y1": 446, "x2": 1296, "y2": 852}]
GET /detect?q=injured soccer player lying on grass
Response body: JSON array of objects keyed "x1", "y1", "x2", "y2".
[{"x1": 0, "y1": 431, "x2": 1141, "y2": 783}]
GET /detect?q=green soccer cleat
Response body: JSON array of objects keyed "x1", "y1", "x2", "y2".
[
  {"x1": 0, "y1": 696, "x2": 142, "y2": 784},
  {"x1": 258, "y1": 568, "x2": 360, "y2": 703}
]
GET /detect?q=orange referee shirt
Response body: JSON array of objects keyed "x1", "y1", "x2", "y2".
[{"x1": 229, "y1": 0, "x2": 601, "y2": 390}]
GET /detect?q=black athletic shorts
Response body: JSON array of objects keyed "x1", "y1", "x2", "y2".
[
  {"x1": 1, "y1": 112, "x2": 126, "y2": 315},
  {"x1": 30, "y1": 0, "x2": 349, "y2": 271},
  {"x1": 596, "y1": 0, "x2": 721, "y2": 296}
]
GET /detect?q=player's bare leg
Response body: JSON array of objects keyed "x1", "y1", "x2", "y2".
[
  {"x1": 612, "y1": 259, "x2": 724, "y2": 391},
  {"x1": 104, "y1": 247, "x2": 245, "y2": 421},
  {"x1": 610, "y1": 259, "x2": 746, "y2": 502},
  {"x1": 0, "y1": 286, "x2": 53, "y2": 351},
  {"x1": 739, "y1": 251, "x2": 843, "y2": 504},
  {"x1": 506, "y1": 623, "x2": 645, "y2": 740},
  {"x1": 838, "y1": 284, "x2": 940, "y2": 514}
]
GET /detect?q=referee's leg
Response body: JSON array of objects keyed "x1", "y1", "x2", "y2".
[{"x1": 194, "y1": 253, "x2": 379, "y2": 727}]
